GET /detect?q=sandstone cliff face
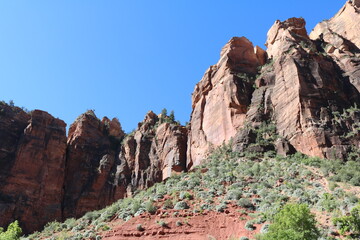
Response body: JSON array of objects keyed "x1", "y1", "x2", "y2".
[
  {"x1": 63, "y1": 110, "x2": 188, "y2": 219},
  {"x1": 264, "y1": 17, "x2": 359, "y2": 158},
  {"x1": 310, "y1": 1, "x2": 360, "y2": 91},
  {"x1": 232, "y1": 14, "x2": 360, "y2": 160},
  {"x1": 118, "y1": 112, "x2": 187, "y2": 195},
  {"x1": 0, "y1": 104, "x2": 67, "y2": 233},
  {"x1": 1, "y1": 0, "x2": 360, "y2": 234},
  {"x1": 63, "y1": 110, "x2": 124, "y2": 218},
  {"x1": 189, "y1": 1, "x2": 360, "y2": 164},
  {"x1": 0, "y1": 106, "x2": 188, "y2": 232},
  {"x1": 187, "y1": 37, "x2": 266, "y2": 168}
]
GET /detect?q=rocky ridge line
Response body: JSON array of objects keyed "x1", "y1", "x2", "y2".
[{"x1": 0, "y1": 0, "x2": 359, "y2": 234}]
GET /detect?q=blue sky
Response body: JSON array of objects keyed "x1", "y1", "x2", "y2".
[{"x1": 0, "y1": 1, "x2": 345, "y2": 132}]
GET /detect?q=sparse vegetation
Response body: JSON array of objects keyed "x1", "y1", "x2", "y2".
[{"x1": 22, "y1": 139, "x2": 360, "y2": 239}]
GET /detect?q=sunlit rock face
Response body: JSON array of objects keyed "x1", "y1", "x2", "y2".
[{"x1": 187, "y1": 37, "x2": 265, "y2": 167}]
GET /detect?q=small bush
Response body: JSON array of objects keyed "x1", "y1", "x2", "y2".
[
  {"x1": 136, "y1": 224, "x2": 144, "y2": 231},
  {"x1": 157, "y1": 220, "x2": 167, "y2": 227},
  {"x1": 238, "y1": 198, "x2": 255, "y2": 210},
  {"x1": 333, "y1": 203, "x2": 360, "y2": 237},
  {"x1": 245, "y1": 221, "x2": 255, "y2": 231},
  {"x1": 174, "y1": 201, "x2": 189, "y2": 210},
  {"x1": 144, "y1": 201, "x2": 157, "y2": 214},
  {"x1": 216, "y1": 202, "x2": 227, "y2": 212},
  {"x1": 179, "y1": 191, "x2": 193, "y2": 200}
]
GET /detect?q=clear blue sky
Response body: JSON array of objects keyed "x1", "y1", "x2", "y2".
[{"x1": 0, "y1": 1, "x2": 345, "y2": 132}]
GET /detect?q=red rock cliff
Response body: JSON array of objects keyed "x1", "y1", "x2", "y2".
[
  {"x1": 187, "y1": 37, "x2": 266, "y2": 168},
  {"x1": 0, "y1": 103, "x2": 67, "y2": 233}
]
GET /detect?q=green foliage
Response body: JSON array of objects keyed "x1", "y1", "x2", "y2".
[
  {"x1": 174, "y1": 201, "x2": 189, "y2": 210},
  {"x1": 179, "y1": 191, "x2": 193, "y2": 200},
  {"x1": 161, "y1": 108, "x2": 168, "y2": 117},
  {"x1": 260, "y1": 203, "x2": 320, "y2": 240},
  {"x1": 245, "y1": 221, "x2": 255, "y2": 231},
  {"x1": 0, "y1": 221, "x2": 22, "y2": 240},
  {"x1": 333, "y1": 203, "x2": 360, "y2": 238},
  {"x1": 169, "y1": 110, "x2": 175, "y2": 122},
  {"x1": 156, "y1": 220, "x2": 167, "y2": 227},
  {"x1": 159, "y1": 108, "x2": 178, "y2": 124},
  {"x1": 136, "y1": 224, "x2": 144, "y2": 231},
  {"x1": 144, "y1": 201, "x2": 157, "y2": 214}
]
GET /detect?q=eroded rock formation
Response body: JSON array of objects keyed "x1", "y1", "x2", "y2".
[
  {"x1": 63, "y1": 110, "x2": 124, "y2": 218},
  {"x1": 310, "y1": 1, "x2": 360, "y2": 91},
  {"x1": 0, "y1": 107, "x2": 187, "y2": 233},
  {"x1": 187, "y1": 37, "x2": 266, "y2": 168},
  {"x1": 232, "y1": 10, "x2": 360, "y2": 159},
  {"x1": 0, "y1": 0, "x2": 359, "y2": 234},
  {"x1": 188, "y1": 2, "x2": 360, "y2": 165},
  {"x1": 0, "y1": 104, "x2": 67, "y2": 233},
  {"x1": 118, "y1": 111, "x2": 187, "y2": 195}
]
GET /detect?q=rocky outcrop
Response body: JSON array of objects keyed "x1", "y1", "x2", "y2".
[
  {"x1": 1, "y1": 0, "x2": 359, "y2": 234},
  {"x1": 233, "y1": 15, "x2": 360, "y2": 159},
  {"x1": 118, "y1": 112, "x2": 188, "y2": 194},
  {"x1": 63, "y1": 110, "x2": 188, "y2": 219},
  {"x1": 187, "y1": 37, "x2": 266, "y2": 168},
  {"x1": 0, "y1": 104, "x2": 67, "y2": 233},
  {"x1": 189, "y1": 3, "x2": 360, "y2": 162},
  {"x1": 310, "y1": 1, "x2": 360, "y2": 91},
  {"x1": 0, "y1": 106, "x2": 188, "y2": 233},
  {"x1": 62, "y1": 110, "x2": 125, "y2": 219}
]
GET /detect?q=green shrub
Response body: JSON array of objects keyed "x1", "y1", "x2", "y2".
[
  {"x1": 174, "y1": 201, "x2": 189, "y2": 210},
  {"x1": 136, "y1": 224, "x2": 144, "y2": 231},
  {"x1": 245, "y1": 221, "x2": 255, "y2": 231},
  {"x1": 144, "y1": 201, "x2": 157, "y2": 214},
  {"x1": 0, "y1": 220, "x2": 22, "y2": 240},
  {"x1": 156, "y1": 220, "x2": 167, "y2": 227},
  {"x1": 179, "y1": 191, "x2": 193, "y2": 200},
  {"x1": 226, "y1": 190, "x2": 242, "y2": 200},
  {"x1": 215, "y1": 202, "x2": 227, "y2": 212},
  {"x1": 333, "y1": 203, "x2": 360, "y2": 237},
  {"x1": 260, "y1": 203, "x2": 320, "y2": 240},
  {"x1": 238, "y1": 198, "x2": 255, "y2": 210}
]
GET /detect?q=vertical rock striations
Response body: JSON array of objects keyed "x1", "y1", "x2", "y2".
[
  {"x1": 310, "y1": 1, "x2": 360, "y2": 91},
  {"x1": 63, "y1": 110, "x2": 125, "y2": 218},
  {"x1": 0, "y1": 0, "x2": 359, "y2": 234},
  {"x1": 187, "y1": 37, "x2": 266, "y2": 168},
  {"x1": 265, "y1": 17, "x2": 359, "y2": 157},
  {"x1": 0, "y1": 106, "x2": 187, "y2": 232},
  {"x1": 118, "y1": 111, "x2": 188, "y2": 195},
  {"x1": 0, "y1": 104, "x2": 67, "y2": 233}
]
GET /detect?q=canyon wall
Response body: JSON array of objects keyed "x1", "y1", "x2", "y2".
[
  {"x1": 0, "y1": 106, "x2": 187, "y2": 233},
  {"x1": 0, "y1": 0, "x2": 359, "y2": 234}
]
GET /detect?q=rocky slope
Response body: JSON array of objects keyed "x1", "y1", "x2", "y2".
[{"x1": 1, "y1": 0, "x2": 360, "y2": 236}]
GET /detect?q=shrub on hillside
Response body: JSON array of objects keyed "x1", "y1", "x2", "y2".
[
  {"x1": 0, "y1": 220, "x2": 22, "y2": 240},
  {"x1": 174, "y1": 201, "x2": 189, "y2": 210},
  {"x1": 260, "y1": 203, "x2": 320, "y2": 240},
  {"x1": 333, "y1": 203, "x2": 360, "y2": 238}
]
